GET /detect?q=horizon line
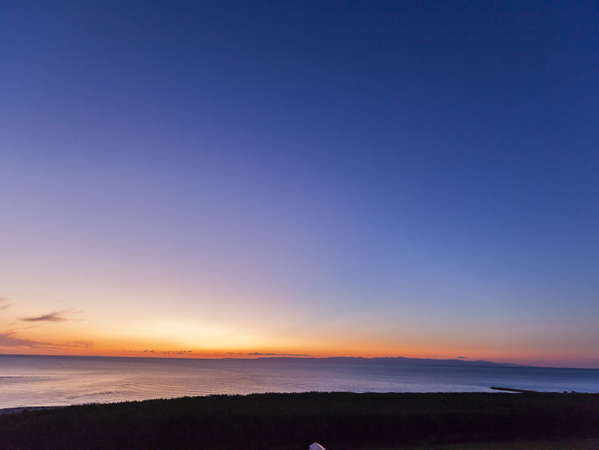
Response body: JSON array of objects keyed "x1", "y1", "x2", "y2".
[{"x1": 3, "y1": 352, "x2": 597, "y2": 370}]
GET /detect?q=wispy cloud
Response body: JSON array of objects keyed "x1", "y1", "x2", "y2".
[
  {"x1": 0, "y1": 297, "x2": 12, "y2": 311},
  {"x1": 0, "y1": 330, "x2": 49, "y2": 348},
  {"x1": 21, "y1": 311, "x2": 71, "y2": 322},
  {"x1": 0, "y1": 330, "x2": 92, "y2": 350},
  {"x1": 142, "y1": 349, "x2": 193, "y2": 355},
  {"x1": 227, "y1": 352, "x2": 312, "y2": 357},
  {"x1": 61, "y1": 340, "x2": 93, "y2": 349}
]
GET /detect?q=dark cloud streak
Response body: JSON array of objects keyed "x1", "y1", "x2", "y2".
[{"x1": 21, "y1": 311, "x2": 70, "y2": 322}]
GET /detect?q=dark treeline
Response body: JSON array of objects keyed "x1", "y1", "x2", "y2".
[{"x1": 2, "y1": 392, "x2": 599, "y2": 449}]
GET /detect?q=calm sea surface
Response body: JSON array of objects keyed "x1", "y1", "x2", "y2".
[{"x1": 1, "y1": 355, "x2": 598, "y2": 408}]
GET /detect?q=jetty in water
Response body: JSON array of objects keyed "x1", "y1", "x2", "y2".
[
  {"x1": 490, "y1": 386, "x2": 579, "y2": 394},
  {"x1": 490, "y1": 386, "x2": 541, "y2": 393}
]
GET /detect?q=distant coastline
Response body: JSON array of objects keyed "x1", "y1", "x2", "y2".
[{"x1": 4, "y1": 352, "x2": 599, "y2": 370}]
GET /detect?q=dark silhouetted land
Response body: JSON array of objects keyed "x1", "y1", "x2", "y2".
[{"x1": 2, "y1": 392, "x2": 599, "y2": 449}]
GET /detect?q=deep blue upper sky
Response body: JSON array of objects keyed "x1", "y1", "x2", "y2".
[{"x1": 1, "y1": 1, "x2": 598, "y2": 366}]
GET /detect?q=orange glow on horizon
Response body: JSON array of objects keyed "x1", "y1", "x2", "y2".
[
  {"x1": 3, "y1": 335, "x2": 595, "y2": 368},
  {"x1": 2, "y1": 308, "x2": 597, "y2": 368}
]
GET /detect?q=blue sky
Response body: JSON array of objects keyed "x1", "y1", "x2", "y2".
[{"x1": 1, "y1": 1, "x2": 598, "y2": 366}]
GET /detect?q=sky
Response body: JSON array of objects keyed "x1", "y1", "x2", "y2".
[{"x1": 1, "y1": 1, "x2": 598, "y2": 368}]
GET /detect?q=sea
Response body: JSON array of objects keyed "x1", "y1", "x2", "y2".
[{"x1": 1, "y1": 354, "x2": 598, "y2": 409}]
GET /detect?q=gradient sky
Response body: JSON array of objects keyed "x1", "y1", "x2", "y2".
[{"x1": 1, "y1": 1, "x2": 598, "y2": 367}]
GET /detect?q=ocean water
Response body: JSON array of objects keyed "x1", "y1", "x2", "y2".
[{"x1": 1, "y1": 355, "x2": 598, "y2": 409}]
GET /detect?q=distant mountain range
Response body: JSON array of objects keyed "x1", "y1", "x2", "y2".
[
  {"x1": 2, "y1": 353, "x2": 523, "y2": 367},
  {"x1": 255, "y1": 356, "x2": 522, "y2": 367}
]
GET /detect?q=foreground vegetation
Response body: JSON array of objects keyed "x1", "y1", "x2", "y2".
[{"x1": 1, "y1": 392, "x2": 599, "y2": 449}]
